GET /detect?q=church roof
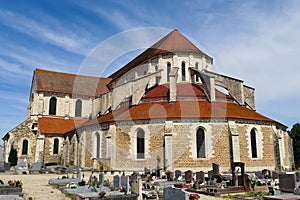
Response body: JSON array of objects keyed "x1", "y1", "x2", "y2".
[
  {"x1": 109, "y1": 29, "x2": 211, "y2": 81},
  {"x1": 35, "y1": 68, "x2": 111, "y2": 97},
  {"x1": 38, "y1": 117, "x2": 88, "y2": 135},
  {"x1": 79, "y1": 83, "x2": 275, "y2": 129}
]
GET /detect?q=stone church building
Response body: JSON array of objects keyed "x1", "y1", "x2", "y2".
[{"x1": 3, "y1": 29, "x2": 294, "y2": 173}]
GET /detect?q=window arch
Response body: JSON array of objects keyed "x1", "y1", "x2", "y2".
[
  {"x1": 167, "y1": 62, "x2": 171, "y2": 82},
  {"x1": 196, "y1": 128, "x2": 205, "y2": 158},
  {"x1": 250, "y1": 129, "x2": 258, "y2": 158},
  {"x1": 137, "y1": 129, "x2": 145, "y2": 159},
  {"x1": 49, "y1": 97, "x2": 57, "y2": 115},
  {"x1": 181, "y1": 61, "x2": 186, "y2": 81},
  {"x1": 95, "y1": 132, "x2": 101, "y2": 158},
  {"x1": 22, "y1": 140, "x2": 28, "y2": 155},
  {"x1": 75, "y1": 99, "x2": 82, "y2": 117},
  {"x1": 195, "y1": 62, "x2": 199, "y2": 82},
  {"x1": 53, "y1": 138, "x2": 59, "y2": 154}
]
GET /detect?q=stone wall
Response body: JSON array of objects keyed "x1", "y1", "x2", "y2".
[
  {"x1": 43, "y1": 136, "x2": 64, "y2": 165},
  {"x1": 237, "y1": 123, "x2": 276, "y2": 171},
  {"x1": 4, "y1": 118, "x2": 37, "y2": 165}
]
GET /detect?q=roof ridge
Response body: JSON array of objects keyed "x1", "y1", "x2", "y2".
[{"x1": 35, "y1": 68, "x2": 111, "y2": 80}]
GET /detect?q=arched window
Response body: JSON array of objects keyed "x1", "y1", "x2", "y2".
[
  {"x1": 137, "y1": 129, "x2": 145, "y2": 159},
  {"x1": 181, "y1": 61, "x2": 186, "y2": 81},
  {"x1": 196, "y1": 128, "x2": 205, "y2": 158},
  {"x1": 53, "y1": 138, "x2": 59, "y2": 154},
  {"x1": 96, "y1": 132, "x2": 101, "y2": 158},
  {"x1": 195, "y1": 62, "x2": 199, "y2": 82},
  {"x1": 250, "y1": 129, "x2": 258, "y2": 158},
  {"x1": 75, "y1": 99, "x2": 82, "y2": 117},
  {"x1": 22, "y1": 140, "x2": 28, "y2": 155},
  {"x1": 167, "y1": 62, "x2": 171, "y2": 82},
  {"x1": 49, "y1": 97, "x2": 57, "y2": 115}
]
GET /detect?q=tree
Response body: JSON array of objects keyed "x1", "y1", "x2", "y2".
[
  {"x1": 288, "y1": 123, "x2": 300, "y2": 169},
  {"x1": 8, "y1": 148, "x2": 18, "y2": 166}
]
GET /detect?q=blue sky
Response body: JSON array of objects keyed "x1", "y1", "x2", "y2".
[{"x1": 1, "y1": 0, "x2": 300, "y2": 139}]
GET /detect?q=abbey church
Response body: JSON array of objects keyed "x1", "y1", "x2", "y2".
[{"x1": 3, "y1": 29, "x2": 294, "y2": 172}]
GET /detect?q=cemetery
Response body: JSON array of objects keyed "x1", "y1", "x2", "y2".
[
  {"x1": 1, "y1": 161, "x2": 300, "y2": 199},
  {"x1": 41, "y1": 163, "x2": 300, "y2": 199}
]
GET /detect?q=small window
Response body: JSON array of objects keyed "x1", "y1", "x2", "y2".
[
  {"x1": 22, "y1": 140, "x2": 28, "y2": 155},
  {"x1": 167, "y1": 63, "x2": 171, "y2": 82},
  {"x1": 250, "y1": 129, "x2": 257, "y2": 158},
  {"x1": 75, "y1": 99, "x2": 82, "y2": 117},
  {"x1": 137, "y1": 130, "x2": 145, "y2": 159},
  {"x1": 49, "y1": 97, "x2": 57, "y2": 115},
  {"x1": 195, "y1": 62, "x2": 199, "y2": 82},
  {"x1": 53, "y1": 138, "x2": 59, "y2": 154},
  {"x1": 196, "y1": 128, "x2": 205, "y2": 158},
  {"x1": 181, "y1": 62, "x2": 186, "y2": 81}
]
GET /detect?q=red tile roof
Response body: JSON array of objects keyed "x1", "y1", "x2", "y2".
[
  {"x1": 35, "y1": 68, "x2": 111, "y2": 97},
  {"x1": 144, "y1": 83, "x2": 232, "y2": 99},
  {"x1": 80, "y1": 100, "x2": 274, "y2": 129},
  {"x1": 109, "y1": 29, "x2": 211, "y2": 81},
  {"x1": 77, "y1": 83, "x2": 275, "y2": 129},
  {"x1": 38, "y1": 117, "x2": 88, "y2": 135}
]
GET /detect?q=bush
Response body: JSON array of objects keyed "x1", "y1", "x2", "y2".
[{"x1": 8, "y1": 148, "x2": 17, "y2": 166}]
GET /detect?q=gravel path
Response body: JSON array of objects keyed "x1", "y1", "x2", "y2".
[{"x1": 0, "y1": 174, "x2": 71, "y2": 200}]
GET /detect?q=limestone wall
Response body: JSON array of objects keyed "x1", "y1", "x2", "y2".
[
  {"x1": 4, "y1": 118, "x2": 38, "y2": 165},
  {"x1": 43, "y1": 136, "x2": 64, "y2": 165}
]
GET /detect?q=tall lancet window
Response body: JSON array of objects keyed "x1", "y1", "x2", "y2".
[
  {"x1": 22, "y1": 140, "x2": 28, "y2": 155},
  {"x1": 75, "y1": 99, "x2": 82, "y2": 117},
  {"x1": 95, "y1": 132, "x2": 101, "y2": 158},
  {"x1": 53, "y1": 138, "x2": 59, "y2": 154},
  {"x1": 137, "y1": 129, "x2": 145, "y2": 159},
  {"x1": 251, "y1": 129, "x2": 258, "y2": 158},
  {"x1": 49, "y1": 97, "x2": 57, "y2": 115},
  {"x1": 167, "y1": 62, "x2": 171, "y2": 82},
  {"x1": 196, "y1": 128, "x2": 205, "y2": 158},
  {"x1": 181, "y1": 61, "x2": 186, "y2": 81},
  {"x1": 195, "y1": 62, "x2": 199, "y2": 82}
]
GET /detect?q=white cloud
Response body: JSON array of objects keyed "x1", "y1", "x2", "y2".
[
  {"x1": 205, "y1": 2, "x2": 300, "y2": 103},
  {"x1": 0, "y1": 9, "x2": 95, "y2": 56}
]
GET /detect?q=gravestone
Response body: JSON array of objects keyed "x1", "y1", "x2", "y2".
[
  {"x1": 0, "y1": 161, "x2": 4, "y2": 172},
  {"x1": 279, "y1": 173, "x2": 296, "y2": 193},
  {"x1": 207, "y1": 170, "x2": 213, "y2": 179},
  {"x1": 212, "y1": 163, "x2": 220, "y2": 176},
  {"x1": 113, "y1": 175, "x2": 121, "y2": 188},
  {"x1": 175, "y1": 170, "x2": 182, "y2": 180},
  {"x1": 4, "y1": 162, "x2": 10, "y2": 171},
  {"x1": 77, "y1": 169, "x2": 82, "y2": 179},
  {"x1": 131, "y1": 172, "x2": 142, "y2": 197},
  {"x1": 272, "y1": 171, "x2": 278, "y2": 180},
  {"x1": 164, "y1": 187, "x2": 188, "y2": 200},
  {"x1": 296, "y1": 171, "x2": 300, "y2": 181},
  {"x1": 185, "y1": 170, "x2": 192, "y2": 183},
  {"x1": 121, "y1": 176, "x2": 130, "y2": 194},
  {"x1": 262, "y1": 169, "x2": 271, "y2": 179},
  {"x1": 196, "y1": 171, "x2": 205, "y2": 182},
  {"x1": 98, "y1": 172, "x2": 104, "y2": 187},
  {"x1": 30, "y1": 162, "x2": 42, "y2": 173},
  {"x1": 255, "y1": 172, "x2": 263, "y2": 179}
]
